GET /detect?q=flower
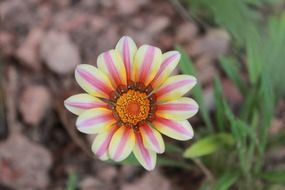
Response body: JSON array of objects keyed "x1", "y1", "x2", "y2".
[{"x1": 64, "y1": 36, "x2": 198, "y2": 170}]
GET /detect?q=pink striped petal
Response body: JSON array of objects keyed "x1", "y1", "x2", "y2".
[
  {"x1": 132, "y1": 45, "x2": 162, "y2": 86},
  {"x1": 156, "y1": 97, "x2": 199, "y2": 120},
  {"x1": 151, "y1": 51, "x2": 180, "y2": 89},
  {"x1": 64, "y1": 93, "x2": 107, "y2": 115},
  {"x1": 109, "y1": 127, "x2": 135, "y2": 161},
  {"x1": 76, "y1": 108, "x2": 116, "y2": 134},
  {"x1": 115, "y1": 36, "x2": 137, "y2": 80},
  {"x1": 140, "y1": 123, "x2": 165, "y2": 153},
  {"x1": 75, "y1": 64, "x2": 114, "y2": 98},
  {"x1": 91, "y1": 125, "x2": 119, "y2": 160},
  {"x1": 155, "y1": 75, "x2": 197, "y2": 102},
  {"x1": 152, "y1": 117, "x2": 194, "y2": 141},
  {"x1": 97, "y1": 50, "x2": 127, "y2": 87},
  {"x1": 133, "y1": 132, "x2": 157, "y2": 171}
]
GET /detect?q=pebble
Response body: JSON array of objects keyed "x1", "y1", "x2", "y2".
[
  {"x1": 19, "y1": 85, "x2": 51, "y2": 126},
  {"x1": 40, "y1": 31, "x2": 80, "y2": 75}
]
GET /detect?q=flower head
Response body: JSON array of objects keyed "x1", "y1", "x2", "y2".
[{"x1": 64, "y1": 36, "x2": 198, "y2": 170}]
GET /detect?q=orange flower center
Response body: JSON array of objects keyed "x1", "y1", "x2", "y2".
[
  {"x1": 108, "y1": 81, "x2": 157, "y2": 129},
  {"x1": 115, "y1": 90, "x2": 150, "y2": 126},
  {"x1": 126, "y1": 102, "x2": 140, "y2": 115}
]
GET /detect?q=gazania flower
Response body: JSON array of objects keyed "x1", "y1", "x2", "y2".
[{"x1": 64, "y1": 36, "x2": 198, "y2": 170}]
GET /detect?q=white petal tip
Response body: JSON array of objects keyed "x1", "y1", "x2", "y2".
[{"x1": 144, "y1": 165, "x2": 155, "y2": 171}]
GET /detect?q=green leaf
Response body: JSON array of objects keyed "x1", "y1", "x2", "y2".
[
  {"x1": 183, "y1": 133, "x2": 235, "y2": 159},
  {"x1": 222, "y1": 91, "x2": 259, "y2": 155},
  {"x1": 245, "y1": 29, "x2": 263, "y2": 84},
  {"x1": 245, "y1": 13, "x2": 285, "y2": 97},
  {"x1": 233, "y1": 119, "x2": 260, "y2": 152},
  {"x1": 176, "y1": 46, "x2": 197, "y2": 76},
  {"x1": 223, "y1": 99, "x2": 235, "y2": 123},
  {"x1": 177, "y1": 46, "x2": 213, "y2": 132},
  {"x1": 239, "y1": 86, "x2": 257, "y2": 121},
  {"x1": 213, "y1": 171, "x2": 239, "y2": 190},
  {"x1": 265, "y1": 14, "x2": 285, "y2": 96},
  {"x1": 259, "y1": 170, "x2": 285, "y2": 184},
  {"x1": 187, "y1": 0, "x2": 261, "y2": 44},
  {"x1": 219, "y1": 57, "x2": 245, "y2": 93},
  {"x1": 259, "y1": 74, "x2": 275, "y2": 150},
  {"x1": 213, "y1": 77, "x2": 225, "y2": 131},
  {"x1": 226, "y1": 111, "x2": 262, "y2": 177}
]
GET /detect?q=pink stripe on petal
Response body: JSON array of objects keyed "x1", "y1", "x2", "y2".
[
  {"x1": 142, "y1": 125, "x2": 160, "y2": 152},
  {"x1": 157, "y1": 79, "x2": 192, "y2": 97},
  {"x1": 157, "y1": 103, "x2": 197, "y2": 111},
  {"x1": 153, "y1": 53, "x2": 178, "y2": 81},
  {"x1": 162, "y1": 53, "x2": 179, "y2": 67},
  {"x1": 95, "y1": 135, "x2": 111, "y2": 156},
  {"x1": 95, "y1": 127, "x2": 117, "y2": 156},
  {"x1": 123, "y1": 38, "x2": 131, "y2": 79},
  {"x1": 153, "y1": 115, "x2": 194, "y2": 140},
  {"x1": 79, "y1": 114, "x2": 112, "y2": 128},
  {"x1": 66, "y1": 102, "x2": 104, "y2": 109},
  {"x1": 156, "y1": 98, "x2": 198, "y2": 120},
  {"x1": 113, "y1": 128, "x2": 131, "y2": 160},
  {"x1": 103, "y1": 52, "x2": 121, "y2": 85},
  {"x1": 156, "y1": 117, "x2": 192, "y2": 136},
  {"x1": 77, "y1": 68, "x2": 111, "y2": 94},
  {"x1": 64, "y1": 94, "x2": 108, "y2": 116},
  {"x1": 115, "y1": 36, "x2": 137, "y2": 82},
  {"x1": 136, "y1": 133, "x2": 152, "y2": 168},
  {"x1": 139, "y1": 47, "x2": 155, "y2": 82},
  {"x1": 77, "y1": 108, "x2": 116, "y2": 134}
]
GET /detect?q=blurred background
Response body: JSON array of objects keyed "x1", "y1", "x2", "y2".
[{"x1": 0, "y1": 0, "x2": 285, "y2": 190}]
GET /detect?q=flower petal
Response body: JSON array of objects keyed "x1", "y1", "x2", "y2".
[
  {"x1": 152, "y1": 117, "x2": 194, "y2": 141},
  {"x1": 155, "y1": 75, "x2": 197, "y2": 102},
  {"x1": 91, "y1": 125, "x2": 119, "y2": 160},
  {"x1": 151, "y1": 51, "x2": 180, "y2": 89},
  {"x1": 76, "y1": 108, "x2": 116, "y2": 134},
  {"x1": 75, "y1": 64, "x2": 114, "y2": 98},
  {"x1": 64, "y1": 93, "x2": 107, "y2": 115},
  {"x1": 132, "y1": 45, "x2": 162, "y2": 86},
  {"x1": 97, "y1": 50, "x2": 127, "y2": 87},
  {"x1": 140, "y1": 123, "x2": 165, "y2": 153},
  {"x1": 115, "y1": 36, "x2": 137, "y2": 80},
  {"x1": 109, "y1": 127, "x2": 135, "y2": 161},
  {"x1": 133, "y1": 132, "x2": 157, "y2": 171},
  {"x1": 156, "y1": 97, "x2": 199, "y2": 120}
]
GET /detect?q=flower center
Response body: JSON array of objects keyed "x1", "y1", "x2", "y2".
[
  {"x1": 108, "y1": 81, "x2": 157, "y2": 129},
  {"x1": 115, "y1": 90, "x2": 150, "y2": 126}
]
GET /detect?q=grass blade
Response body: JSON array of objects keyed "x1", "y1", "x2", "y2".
[
  {"x1": 213, "y1": 171, "x2": 239, "y2": 190},
  {"x1": 65, "y1": 172, "x2": 78, "y2": 190},
  {"x1": 258, "y1": 170, "x2": 285, "y2": 184},
  {"x1": 219, "y1": 57, "x2": 245, "y2": 93},
  {"x1": 213, "y1": 77, "x2": 225, "y2": 131}
]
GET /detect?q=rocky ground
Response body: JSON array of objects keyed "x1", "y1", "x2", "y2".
[{"x1": 0, "y1": 0, "x2": 241, "y2": 189}]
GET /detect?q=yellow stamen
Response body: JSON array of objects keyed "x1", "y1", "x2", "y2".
[{"x1": 115, "y1": 90, "x2": 150, "y2": 126}]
